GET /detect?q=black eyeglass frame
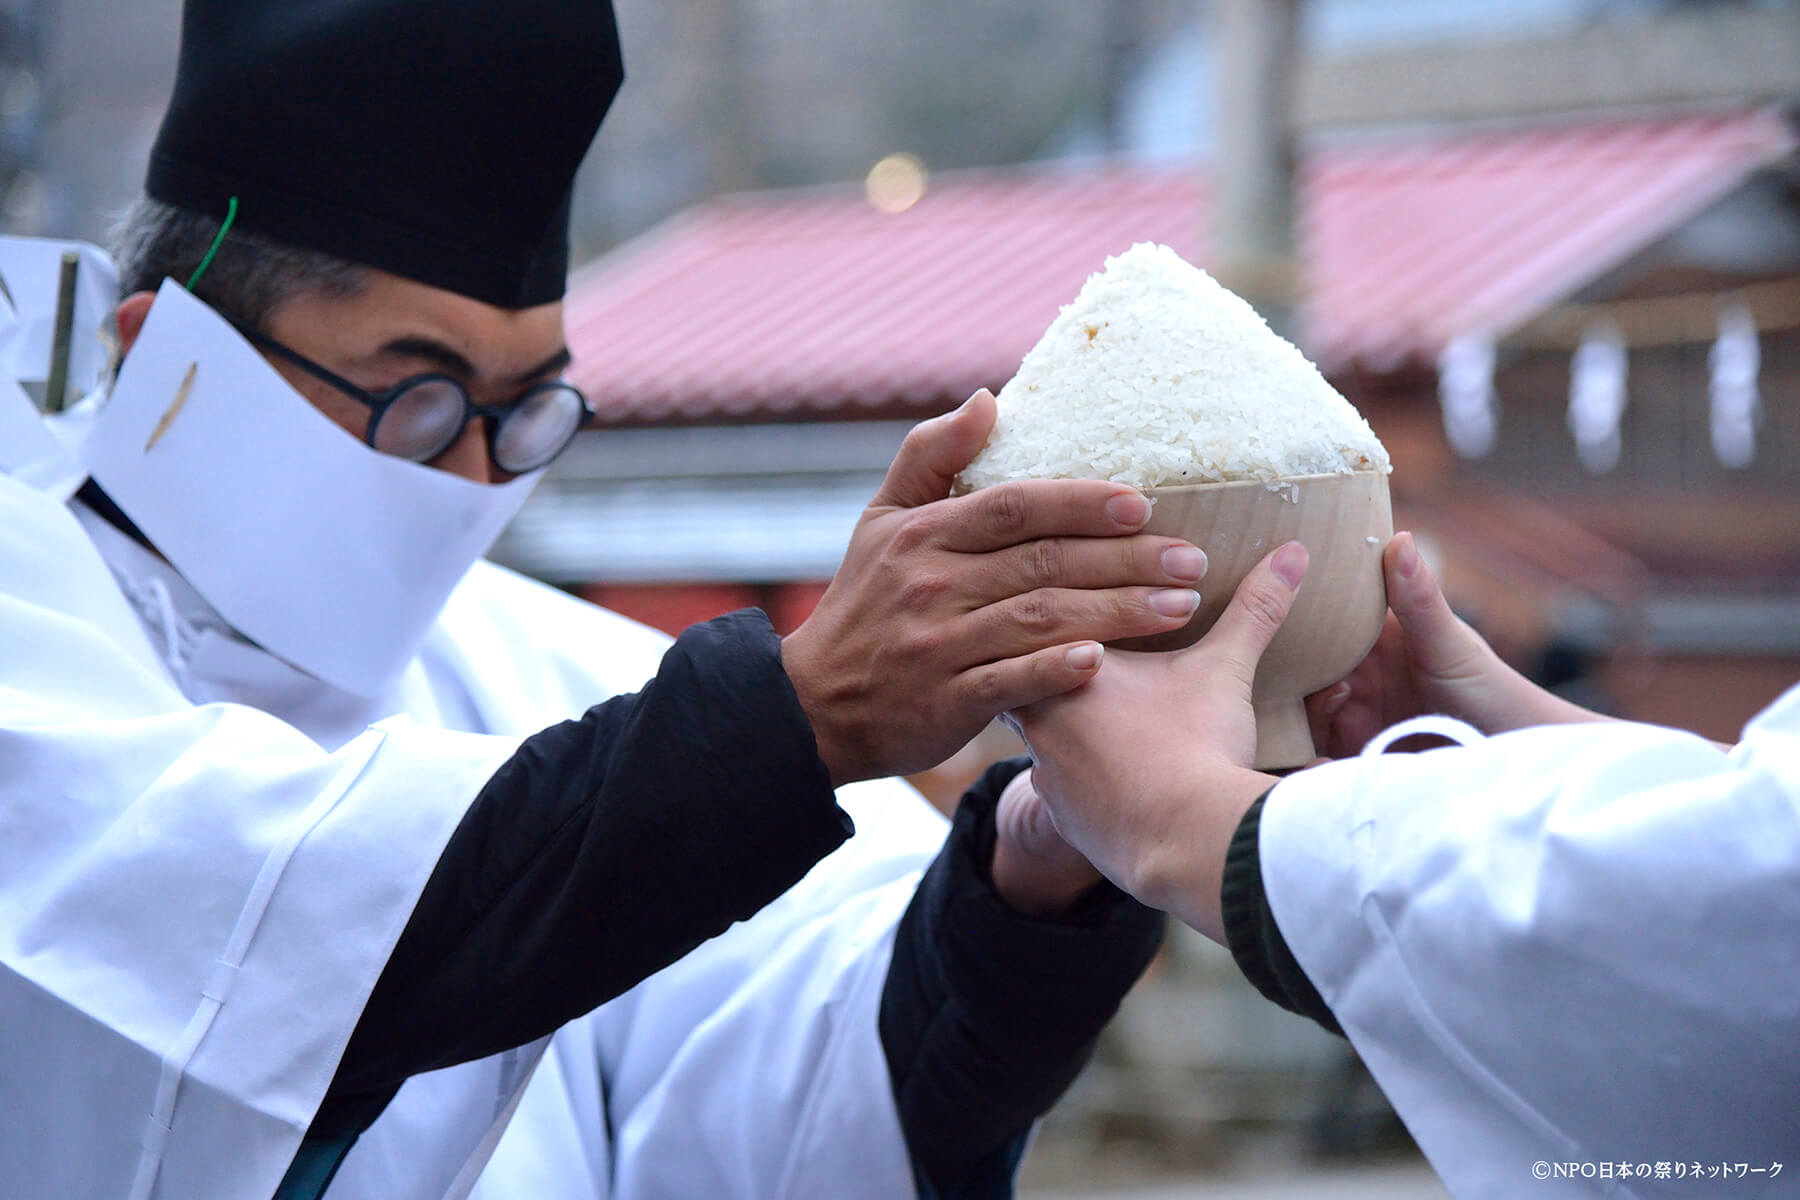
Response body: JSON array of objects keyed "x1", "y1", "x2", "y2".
[{"x1": 238, "y1": 326, "x2": 592, "y2": 473}]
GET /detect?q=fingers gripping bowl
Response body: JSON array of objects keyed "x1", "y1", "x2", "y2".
[
  {"x1": 957, "y1": 242, "x2": 1393, "y2": 769},
  {"x1": 1120, "y1": 472, "x2": 1391, "y2": 768}
]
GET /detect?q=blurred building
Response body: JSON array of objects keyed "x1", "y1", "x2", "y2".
[
  {"x1": 502, "y1": 106, "x2": 1800, "y2": 749},
  {"x1": 494, "y1": 4, "x2": 1800, "y2": 757}
]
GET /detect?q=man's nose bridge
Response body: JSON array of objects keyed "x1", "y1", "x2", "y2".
[{"x1": 432, "y1": 417, "x2": 498, "y2": 484}]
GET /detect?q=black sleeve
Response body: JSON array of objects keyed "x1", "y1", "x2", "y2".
[
  {"x1": 879, "y1": 756, "x2": 1165, "y2": 1195},
  {"x1": 1220, "y1": 789, "x2": 1343, "y2": 1037},
  {"x1": 312, "y1": 608, "x2": 852, "y2": 1136}
]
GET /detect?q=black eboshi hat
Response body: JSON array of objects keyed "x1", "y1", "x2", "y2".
[{"x1": 145, "y1": 0, "x2": 624, "y2": 309}]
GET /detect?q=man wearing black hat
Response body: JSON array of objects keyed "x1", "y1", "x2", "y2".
[{"x1": 0, "y1": 3, "x2": 1211, "y2": 1199}]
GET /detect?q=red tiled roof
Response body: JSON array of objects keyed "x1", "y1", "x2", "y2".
[{"x1": 565, "y1": 108, "x2": 1795, "y2": 426}]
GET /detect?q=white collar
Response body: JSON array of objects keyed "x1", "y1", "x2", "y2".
[{"x1": 70, "y1": 495, "x2": 423, "y2": 750}]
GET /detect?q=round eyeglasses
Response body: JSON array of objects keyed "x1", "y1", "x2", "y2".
[{"x1": 241, "y1": 328, "x2": 592, "y2": 474}]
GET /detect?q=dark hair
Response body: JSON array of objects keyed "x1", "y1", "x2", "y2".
[{"x1": 108, "y1": 195, "x2": 368, "y2": 332}]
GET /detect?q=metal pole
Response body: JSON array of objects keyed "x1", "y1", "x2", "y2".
[
  {"x1": 44, "y1": 248, "x2": 77, "y2": 412},
  {"x1": 1212, "y1": 0, "x2": 1301, "y2": 341}
]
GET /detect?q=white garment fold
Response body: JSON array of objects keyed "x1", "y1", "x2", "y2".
[{"x1": 1261, "y1": 696, "x2": 1800, "y2": 1198}]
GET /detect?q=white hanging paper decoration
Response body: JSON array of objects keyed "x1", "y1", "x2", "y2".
[
  {"x1": 1708, "y1": 302, "x2": 1760, "y2": 470},
  {"x1": 1438, "y1": 333, "x2": 1497, "y2": 458},
  {"x1": 1568, "y1": 323, "x2": 1627, "y2": 474}
]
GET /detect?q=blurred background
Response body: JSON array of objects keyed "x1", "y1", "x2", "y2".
[{"x1": 11, "y1": 0, "x2": 1796, "y2": 1194}]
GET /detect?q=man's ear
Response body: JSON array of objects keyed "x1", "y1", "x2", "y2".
[{"x1": 114, "y1": 291, "x2": 157, "y2": 358}]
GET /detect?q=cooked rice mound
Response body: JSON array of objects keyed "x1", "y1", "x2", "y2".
[{"x1": 955, "y1": 242, "x2": 1390, "y2": 492}]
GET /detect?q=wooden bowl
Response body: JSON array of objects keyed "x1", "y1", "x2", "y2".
[{"x1": 1112, "y1": 471, "x2": 1392, "y2": 769}]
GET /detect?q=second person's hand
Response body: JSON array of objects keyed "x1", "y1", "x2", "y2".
[{"x1": 1010, "y1": 542, "x2": 1308, "y2": 941}]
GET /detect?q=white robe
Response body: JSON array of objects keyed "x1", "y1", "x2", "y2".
[
  {"x1": 1261, "y1": 697, "x2": 1800, "y2": 1198},
  {"x1": 0, "y1": 470, "x2": 942, "y2": 1199}
]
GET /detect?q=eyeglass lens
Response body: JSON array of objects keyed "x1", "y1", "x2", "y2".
[
  {"x1": 372, "y1": 379, "x2": 469, "y2": 462},
  {"x1": 493, "y1": 386, "x2": 587, "y2": 472}
]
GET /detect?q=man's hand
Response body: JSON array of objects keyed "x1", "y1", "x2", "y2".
[
  {"x1": 1010, "y1": 543, "x2": 1306, "y2": 941},
  {"x1": 782, "y1": 390, "x2": 1208, "y2": 788}
]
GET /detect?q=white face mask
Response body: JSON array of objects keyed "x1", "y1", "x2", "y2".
[{"x1": 80, "y1": 279, "x2": 544, "y2": 697}]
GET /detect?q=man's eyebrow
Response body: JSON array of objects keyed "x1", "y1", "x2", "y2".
[
  {"x1": 377, "y1": 336, "x2": 476, "y2": 378},
  {"x1": 376, "y1": 338, "x2": 572, "y2": 384},
  {"x1": 519, "y1": 347, "x2": 573, "y2": 383}
]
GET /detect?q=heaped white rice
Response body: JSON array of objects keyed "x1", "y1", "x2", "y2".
[{"x1": 955, "y1": 242, "x2": 1390, "y2": 492}]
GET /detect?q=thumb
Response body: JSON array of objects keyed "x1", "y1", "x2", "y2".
[
  {"x1": 1201, "y1": 541, "x2": 1307, "y2": 684},
  {"x1": 1384, "y1": 532, "x2": 1472, "y2": 675},
  {"x1": 871, "y1": 388, "x2": 996, "y2": 510}
]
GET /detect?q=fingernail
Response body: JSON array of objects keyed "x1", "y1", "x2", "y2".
[
  {"x1": 1149, "y1": 588, "x2": 1200, "y2": 617},
  {"x1": 941, "y1": 391, "x2": 979, "y2": 422},
  {"x1": 1161, "y1": 545, "x2": 1207, "y2": 581},
  {"x1": 1322, "y1": 681, "x2": 1351, "y2": 714},
  {"x1": 1396, "y1": 533, "x2": 1422, "y2": 580},
  {"x1": 1271, "y1": 542, "x2": 1308, "y2": 589},
  {"x1": 1106, "y1": 491, "x2": 1149, "y2": 527},
  {"x1": 1065, "y1": 643, "x2": 1102, "y2": 670}
]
